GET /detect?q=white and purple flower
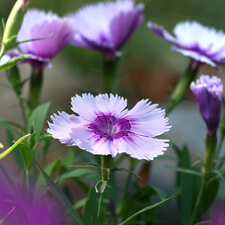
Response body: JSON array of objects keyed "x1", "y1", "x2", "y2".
[
  {"x1": 68, "y1": 0, "x2": 144, "y2": 56},
  {"x1": 47, "y1": 93, "x2": 170, "y2": 160},
  {"x1": 17, "y1": 9, "x2": 74, "y2": 73},
  {"x1": 191, "y1": 75, "x2": 223, "y2": 135},
  {"x1": 148, "y1": 21, "x2": 225, "y2": 69}
]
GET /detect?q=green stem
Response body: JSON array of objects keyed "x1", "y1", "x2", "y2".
[
  {"x1": 202, "y1": 133, "x2": 217, "y2": 178},
  {"x1": 97, "y1": 192, "x2": 104, "y2": 225},
  {"x1": 101, "y1": 155, "x2": 113, "y2": 181},
  {"x1": 103, "y1": 55, "x2": 119, "y2": 94},
  {"x1": 189, "y1": 178, "x2": 205, "y2": 225},
  {"x1": 166, "y1": 60, "x2": 200, "y2": 115},
  {"x1": 216, "y1": 133, "x2": 225, "y2": 169},
  {"x1": 29, "y1": 70, "x2": 43, "y2": 113},
  {"x1": 19, "y1": 96, "x2": 27, "y2": 125}
]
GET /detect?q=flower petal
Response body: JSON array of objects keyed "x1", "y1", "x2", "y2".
[
  {"x1": 114, "y1": 133, "x2": 169, "y2": 160},
  {"x1": 147, "y1": 22, "x2": 177, "y2": 44},
  {"x1": 47, "y1": 111, "x2": 80, "y2": 146},
  {"x1": 70, "y1": 127, "x2": 118, "y2": 157},
  {"x1": 71, "y1": 93, "x2": 127, "y2": 121},
  {"x1": 124, "y1": 99, "x2": 170, "y2": 137}
]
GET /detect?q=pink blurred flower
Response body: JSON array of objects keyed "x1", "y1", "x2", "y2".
[
  {"x1": 148, "y1": 21, "x2": 225, "y2": 70},
  {"x1": 68, "y1": 0, "x2": 144, "y2": 56},
  {"x1": 17, "y1": 9, "x2": 74, "y2": 73},
  {"x1": 0, "y1": 177, "x2": 67, "y2": 225}
]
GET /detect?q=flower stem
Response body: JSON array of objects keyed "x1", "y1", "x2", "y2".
[
  {"x1": 101, "y1": 155, "x2": 113, "y2": 181},
  {"x1": 29, "y1": 69, "x2": 43, "y2": 113},
  {"x1": 103, "y1": 55, "x2": 119, "y2": 94},
  {"x1": 166, "y1": 60, "x2": 200, "y2": 115},
  {"x1": 97, "y1": 192, "x2": 104, "y2": 225},
  {"x1": 7, "y1": 65, "x2": 27, "y2": 125},
  {"x1": 202, "y1": 133, "x2": 217, "y2": 178},
  {"x1": 216, "y1": 132, "x2": 225, "y2": 169}
]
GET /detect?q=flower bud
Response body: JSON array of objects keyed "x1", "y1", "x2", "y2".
[
  {"x1": 1, "y1": 0, "x2": 28, "y2": 55},
  {"x1": 190, "y1": 75, "x2": 223, "y2": 135}
]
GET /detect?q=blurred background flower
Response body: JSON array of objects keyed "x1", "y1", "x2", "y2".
[
  {"x1": 0, "y1": 176, "x2": 68, "y2": 225},
  {"x1": 68, "y1": 0, "x2": 143, "y2": 57}
]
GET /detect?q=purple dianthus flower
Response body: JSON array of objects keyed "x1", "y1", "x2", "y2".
[
  {"x1": 17, "y1": 9, "x2": 74, "y2": 73},
  {"x1": 148, "y1": 21, "x2": 225, "y2": 69},
  {"x1": 68, "y1": 0, "x2": 144, "y2": 56},
  {"x1": 47, "y1": 93, "x2": 170, "y2": 160},
  {"x1": 190, "y1": 75, "x2": 223, "y2": 135}
]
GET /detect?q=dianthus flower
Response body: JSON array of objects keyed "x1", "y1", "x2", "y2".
[
  {"x1": 148, "y1": 21, "x2": 225, "y2": 69},
  {"x1": 47, "y1": 94, "x2": 170, "y2": 160},
  {"x1": 17, "y1": 9, "x2": 74, "y2": 73},
  {"x1": 190, "y1": 75, "x2": 223, "y2": 135},
  {"x1": 68, "y1": 0, "x2": 144, "y2": 56}
]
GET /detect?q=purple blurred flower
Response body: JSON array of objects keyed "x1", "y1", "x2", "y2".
[
  {"x1": 0, "y1": 178, "x2": 67, "y2": 225},
  {"x1": 17, "y1": 9, "x2": 74, "y2": 73},
  {"x1": 68, "y1": 0, "x2": 144, "y2": 56},
  {"x1": 210, "y1": 203, "x2": 225, "y2": 225},
  {"x1": 190, "y1": 75, "x2": 223, "y2": 135},
  {"x1": 47, "y1": 93, "x2": 170, "y2": 160},
  {"x1": 148, "y1": 21, "x2": 225, "y2": 69}
]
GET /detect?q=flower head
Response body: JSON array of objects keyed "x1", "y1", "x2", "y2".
[
  {"x1": 190, "y1": 75, "x2": 223, "y2": 134},
  {"x1": 47, "y1": 93, "x2": 170, "y2": 160},
  {"x1": 68, "y1": 0, "x2": 144, "y2": 56},
  {"x1": 17, "y1": 9, "x2": 74, "y2": 73},
  {"x1": 148, "y1": 21, "x2": 225, "y2": 69}
]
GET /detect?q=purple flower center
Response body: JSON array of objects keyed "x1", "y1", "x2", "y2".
[{"x1": 89, "y1": 115, "x2": 131, "y2": 141}]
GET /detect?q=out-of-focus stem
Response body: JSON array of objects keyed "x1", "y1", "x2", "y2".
[
  {"x1": 29, "y1": 69, "x2": 43, "y2": 113},
  {"x1": 103, "y1": 55, "x2": 119, "y2": 94},
  {"x1": 202, "y1": 132, "x2": 217, "y2": 178},
  {"x1": 166, "y1": 60, "x2": 200, "y2": 115}
]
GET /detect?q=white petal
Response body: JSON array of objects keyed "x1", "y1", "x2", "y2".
[
  {"x1": 124, "y1": 99, "x2": 171, "y2": 137},
  {"x1": 114, "y1": 134, "x2": 169, "y2": 160},
  {"x1": 47, "y1": 111, "x2": 80, "y2": 146},
  {"x1": 71, "y1": 93, "x2": 127, "y2": 121},
  {"x1": 172, "y1": 47, "x2": 216, "y2": 67}
]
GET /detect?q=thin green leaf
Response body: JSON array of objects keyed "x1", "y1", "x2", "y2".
[
  {"x1": 27, "y1": 102, "x2": 50, "y2": 142},
  {"x1": 0, "y1": 119, "x2": 21, "y2": 136},
  {"x1": 120, "y1": 196, "x2": 174, "y2": 225},
  {"x1": 0, "y1": 55, "x2": 31, "y2": 71},
  {"x1": 18, "y1": 143, "x2": 32, "y2": 170},
  {"x1": 0, "y1": 134, "x2": 30, "y2": 160},
  {"x1": 6, "y1": 131, "x2": 24, "y2": 169},
  {"x1": 56, "y1": 169, "x2": 101, "y2": 183},
  {"x1": 74, "y1": 198, "x2": 87, "y2": 209},
  {"x1": 83, "y1": 186, "x2": 98, "y2": 225},
  {"x1": 95, "y1": 180, "x2": 107, "y2": 194},
  {"x1": 111, "y1": 167, "x2": 140, "y2": 179},
  {"x1": 36, "y1": 161, "x2": 85, "y2": 225},
  {"x1": 13, "y1": 33, "x2": 53, "y2": 47},
  {"x1": 71, "y1": 163, "x2": 100, "y2": 169},
  {"x1": 165, "y1": 165, "x2": 202, "y2": 177}
]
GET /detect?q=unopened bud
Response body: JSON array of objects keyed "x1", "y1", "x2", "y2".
[{"x1": 1, "y1": 0, "x2": 28, "y2": 55}]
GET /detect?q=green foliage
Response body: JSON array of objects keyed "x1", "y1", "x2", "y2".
[
  {"x1": 82, "y1": 186, "x2": 98, "y2": 225},
  {"x1": 27, "y1": 102, "x2": 50, "y2": 142},
  {"x1": 36, "y1": 161, "x2": 85, "y2": 225}
]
